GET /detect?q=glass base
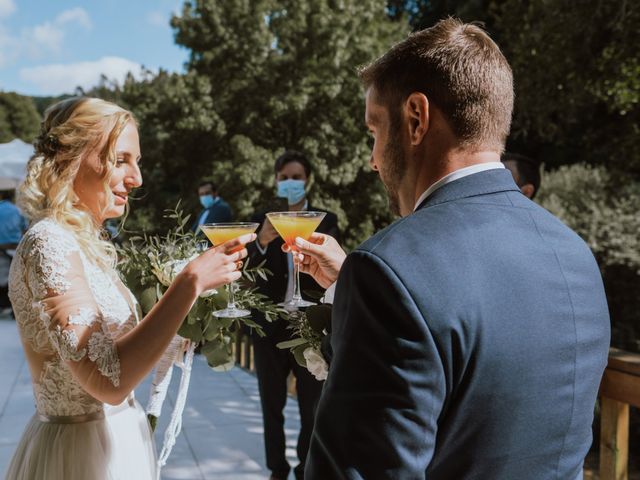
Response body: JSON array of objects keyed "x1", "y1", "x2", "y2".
[
  {"x1": 213, "y1": 306, "x2": 251, "y2": 318},
  {"x1": 279, "y1": 298, "x2": 317, "y2": 310}
]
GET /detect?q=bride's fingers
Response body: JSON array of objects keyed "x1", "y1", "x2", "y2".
[
  {"x1": 228, "y1": 248, "x2": 248, "y2": 262},
  {"x1": 220, "y1": 233, "x2": 257, "y2": 254}
]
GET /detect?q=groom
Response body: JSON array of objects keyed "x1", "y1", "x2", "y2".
[{"x1": 293, "y1": 18, "x2": 610, "y2": 479}]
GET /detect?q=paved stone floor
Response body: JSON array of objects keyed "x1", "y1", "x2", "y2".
[{"x1": 0, "y1": 316, "x2": 302, "y2": 479}]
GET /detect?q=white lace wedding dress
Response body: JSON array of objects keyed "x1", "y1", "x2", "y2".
[{"x1": 5, "y1": 218, "x2": 157, "y2": 479}]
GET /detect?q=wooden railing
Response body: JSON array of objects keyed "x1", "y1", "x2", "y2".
[
  {"x1": 599, "y1": 348, "x2": 640, "y2": 480},
  {"x1": 234, "y1": 334, "x2": 254, "y2": 372}
]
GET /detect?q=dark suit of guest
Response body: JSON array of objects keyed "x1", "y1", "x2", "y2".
[
  {"x1": 247, "y1": 207, "x2": 338, "y2": 480},
  {"x1": 306, "y1": 169, "x2": 610, "y2": 480},
  {"x1": 191, "y1": 198, "x2": 233, "y2": 232}
]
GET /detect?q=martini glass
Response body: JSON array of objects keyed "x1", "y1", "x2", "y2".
[
  {"x1": 200, "y1": 222, "x2": 259, "y2": 318},
  {"x1": 266, "y1": 211, "x2": 326, "y2": 309}
]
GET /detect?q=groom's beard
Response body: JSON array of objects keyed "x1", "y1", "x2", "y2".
[{"x1": 380, "y1": 124, "x2": 408, "y2": 216}]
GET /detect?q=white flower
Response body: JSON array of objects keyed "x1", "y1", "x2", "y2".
[
  {"x1": 303, "y1": 347, "x2": 328, "y2": 381},
  {"x1": 152, "y1": 256, "x2": 216, "y2": 296}
]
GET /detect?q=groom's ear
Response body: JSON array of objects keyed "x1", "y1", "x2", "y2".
[{"x1": 405, "y1": 92, "x2": 429, "y2": 146}]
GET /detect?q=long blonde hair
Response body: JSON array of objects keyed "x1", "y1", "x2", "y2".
[{"x1": 19, "y1": 97, "x2": 136, "y2": 270}]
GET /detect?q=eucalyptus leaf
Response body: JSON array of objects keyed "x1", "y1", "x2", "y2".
[
  {"x1": 292, "y1": 344, "x2": 309, "y2": 369},
  {"x1": 276, "y1": 337, "x2": 307, "y2": 349},
  {"x1": 139, "y1": 286, "x2": 158, "y2": 315}
]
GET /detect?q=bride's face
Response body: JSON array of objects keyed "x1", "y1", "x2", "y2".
[{"x1": 74, "y1": 120, "x2": 142, "y2": 223}]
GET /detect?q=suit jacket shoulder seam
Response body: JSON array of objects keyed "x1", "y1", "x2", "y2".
[{"x1": 527, "y1": 210, "x2": 579, "y2": 478}]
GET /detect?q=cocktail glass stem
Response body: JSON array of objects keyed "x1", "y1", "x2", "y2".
[
  {"x1": 227, "y1": 282, "x2": 237, "y2": 311},
  {"x1": 292, "y1": 254, "x2": 303, "y2": 305}
]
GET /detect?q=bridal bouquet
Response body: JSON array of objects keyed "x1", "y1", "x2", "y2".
[
  {"x1": 118, "y1": 205, "x2": 281, "y2": 369},
  {"x1": 117, "y1": 205, "x2": 283, "y2": 471},
  {"x1": 278, "y1": 303, "x2": 332, "y2": 381}
]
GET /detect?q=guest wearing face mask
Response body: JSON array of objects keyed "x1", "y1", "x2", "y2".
[
  {"x1": 192, "y1": 180, "x2": 233, "y2": 232},
  {"x1": 247, "y1": 150, "x2": 339, "y2": 480}
]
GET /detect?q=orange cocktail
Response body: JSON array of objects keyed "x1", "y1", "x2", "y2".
[
  {"x1": 265, "y1": 212, "x2": 326, "y2": 309},
  {"x1": 201, "y1": 225, "x2": 258, "y2": 252},
  {"x1": 267, "y1": 215, "x2": 324, "y2": 251},
  {"x1": 199, "y1": 222, "x2": 259, "y2": 318}
]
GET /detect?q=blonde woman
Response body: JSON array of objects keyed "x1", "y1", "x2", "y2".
[{"x1": 5, "y1": 97, "x2": 254, "y2": 479}]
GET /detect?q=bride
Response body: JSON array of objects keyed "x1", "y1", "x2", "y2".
[{"x1": 5, "y1": 97, "x2": 254, "y2": 479}]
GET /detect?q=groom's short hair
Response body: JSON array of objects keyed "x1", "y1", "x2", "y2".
[{"x1": 358, "y1": 17, "x2": 513, "y2": 153}]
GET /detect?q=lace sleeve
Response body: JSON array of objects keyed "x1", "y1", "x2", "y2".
[{"x1": 24, "y1": 226, "x2": 122, "y2": 389}]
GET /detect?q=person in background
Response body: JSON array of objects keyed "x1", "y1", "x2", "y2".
[
  {"x1": 192, "y1": 181, "x2": 233, "y2": 232},
  {"x1": 502, "y1": 152, "x2": 541, "y2": 199},
  {"x1": 0, "y1": 187, "x2": 27, "y2": 314},
  {"x1": 247, "y1": 150, "x2": 339, "y2": 480}
]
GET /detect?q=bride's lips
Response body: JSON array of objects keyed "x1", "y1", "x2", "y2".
[{"x1": 112, "y1": 191, "x2": 128, "y2": 205}]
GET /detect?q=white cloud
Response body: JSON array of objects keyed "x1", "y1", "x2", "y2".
[
  {"x1": 0, "y1": 25, "x2": 18, "y2": 67},
  {"x1": 147, "y1": 10, "x2": 167, "y2": 27},
  {"x1": 13, "y1": 7, "x2": 92, "y2": 60},
  {"x1": 19, "y1": 56, "x2": 145, "y2": 95},
  {"x1": 0, "y1": 0, "x2": 15, "y2": 19},
  {"x1": 24, "y1": 22, "x2": 65, "y2": 56},
  {"x1": 55, "y1": 7, "x2": 92, "y2": 30}
]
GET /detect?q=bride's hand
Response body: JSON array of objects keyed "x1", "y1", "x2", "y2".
[
  {"x1": 179, "y1": 233, "x2": 256, "y2": 296},
  {"x1": 283, "y1": 232, "x2": 346, "y2": 289}
]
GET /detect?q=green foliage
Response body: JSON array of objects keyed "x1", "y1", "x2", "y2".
[
  {"x1": 277, "y1": 303, "x2": 332, "y2": 369},
  {"x1": 387, "y1": 0, "x2": 492, "y2": 29},
  {"x1": 117, "y1": 204, "x2": 284, "y2": 368},
  {"x1": 493, "y1": 0, "x2": 640, "y2": 175},
  {"x1": 91, "y1": 0, "x2": 407, "y2": 248},
  {"x1": 0, "y1": 92, "x2": 41, "y2": 143},
  {"x1": 537, "y1": 164, "x2": 640, "y2": 352}
]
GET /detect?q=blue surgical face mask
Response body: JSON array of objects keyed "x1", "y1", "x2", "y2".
[
  {"x1": 276, "y1": 179, "x2": 306, "y2": 205},
  {"x1": 199, "y1": 195, "x2": 215, "y2": 209}
]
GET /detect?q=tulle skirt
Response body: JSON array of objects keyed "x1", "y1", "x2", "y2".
[{"x1": 5, "y1": 399, "x2": 157, "y2": 480}]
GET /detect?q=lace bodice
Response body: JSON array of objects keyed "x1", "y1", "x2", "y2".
[{"x1": 9, "y1": 219, "x2": 139, "y2": 416}]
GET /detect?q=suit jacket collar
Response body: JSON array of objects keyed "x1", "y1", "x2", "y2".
[{"x1": 416, "y1": 169, "x2": 521, "y2": 211}]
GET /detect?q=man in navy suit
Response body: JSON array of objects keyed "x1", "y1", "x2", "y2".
[
  {"x1": 247, "y1": 150, "x2": 339, "y2": 480},
  {"x1": 192, "y1": 181, "x2": 232, "y2": 231},
  {"x1": 291, "y1": 18, "x2": 610, "y2": 480}
]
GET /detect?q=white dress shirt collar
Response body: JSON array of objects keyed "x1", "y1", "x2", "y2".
[{"x1": 413, "y1": 162, "x2": 505, "y2": 212}]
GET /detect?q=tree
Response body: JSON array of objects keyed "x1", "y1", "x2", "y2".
[
  {"x1": 0, "y1": 92, "x2": 41, "y2": 143},
  {"x1": 493, "y1": 0, "x2": 639, "y2": 176},
  {"x1": 146, "y1": 0, "x2": 408, "y2": 249},
  {"x1": 387, "y1": 0, "x2": 493, "y2": 30}
]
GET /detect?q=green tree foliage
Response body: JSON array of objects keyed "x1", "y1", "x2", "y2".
[
  {"x1": 387, "y1": 0, "x2": 492, "y2": 29},
  {"x1": 493, "y1": 0, "x2": 640, "y2": 175},
  {"x1": 0, "y1": 92, "x2": 41, "y2": 143},
  {"x1": 116, "y1": 0, "x2": 407, "y2": 249}
]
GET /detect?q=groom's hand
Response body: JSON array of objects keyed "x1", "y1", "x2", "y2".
[
  {"x1": 282, "y1": 233, "x2": 346, "y2": 289},
  {"x1": 257, "y1": 218, "x2": 279, "y2": 249}
]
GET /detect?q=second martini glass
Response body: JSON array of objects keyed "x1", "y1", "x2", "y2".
[
  {"x1": 266, "y1": 211, "x2": 326, "y2": 309},
  {"x1": 200, "y1": 222, "x2": 259, "y2": 318}
]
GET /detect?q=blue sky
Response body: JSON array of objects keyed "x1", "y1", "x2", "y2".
[{"x1": 0, "y1": 0, "x2": 189, "y2": 96}]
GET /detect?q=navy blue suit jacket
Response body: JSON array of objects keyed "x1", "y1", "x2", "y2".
[
  {"x1": 191, "y1": 198, "x2": 233, "y2": 232},
  {"x1": 306, "y1": 169, "x2": 610, "y2": 480}
]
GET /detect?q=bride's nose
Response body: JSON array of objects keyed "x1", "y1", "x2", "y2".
[{"x1": 126, "y1": 163, "x2": 143, "y2": 188}]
